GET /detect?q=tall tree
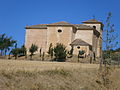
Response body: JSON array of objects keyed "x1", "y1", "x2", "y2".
[
  {"x1": 48, "y1": 43, "x2": 54, "y2": 59},
  {"x1": 0, "y1": 34, "x2": 16, "y2": 56},
  {"x1": 98, "y1": 12, "x2": 118, "y2": 88},
  {"x1": 103, "y1": 12, "x2": 118, "y2": 63}
]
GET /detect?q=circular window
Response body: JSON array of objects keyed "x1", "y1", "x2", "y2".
[
  {"x1": 93, "y1": 26, "x2": 96, "y2": 29},
  {"x1": 77, "y1": 46, "x2": 80, "y2": 49},
  {"x1": 58, "y1": 29, "x2": 62, "y2": 33}
]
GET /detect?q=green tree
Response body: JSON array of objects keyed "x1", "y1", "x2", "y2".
[
  {"x1": 54, "y1": 43, "x2": 67, "y2": 62},
  {"x1": 0, "y1": 34, "x2": 16, "y2": 56},
  {"x1": 21, "y1": 45, "x2": 27, "y2": 58},
  {"x1": 29, "y1": 44, "x2": 38, "y2": 59},
  {"x1": 11, "y1": 48, "x2": 21, "y2": 59},
  {"x1": 48, "y1": 43, "x2": 54, "y2": 59}
]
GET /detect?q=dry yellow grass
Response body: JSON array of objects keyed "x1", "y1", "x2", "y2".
[
  {"x1": 0, "y1": 59, "x2": 120, "y2": 90},
  {"x1": 0, "y1": 59, "x2": 99, "y2": 72}
]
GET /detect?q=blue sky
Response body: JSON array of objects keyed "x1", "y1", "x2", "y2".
[{"x1": 0, "y1": 0, "x2": 120, "y2": 49}]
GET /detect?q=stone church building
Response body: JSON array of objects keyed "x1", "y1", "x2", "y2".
[{"x1": 25, "y1": 19, "x2": 103, "y2": 57}]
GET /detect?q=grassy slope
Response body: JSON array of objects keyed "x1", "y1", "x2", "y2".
[{"x1": 0, "y1": 59, "x2": 119, "y2": 90}]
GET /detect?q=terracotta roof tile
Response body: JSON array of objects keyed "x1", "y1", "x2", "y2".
[
  {"x1": 25, "y1": 24, "x2": 48, "y2": 29},
  {"x1": 74, "y1": 24, "x2": 93, "y2": 29},
  {"x1": 70, "y1": 39, "x2": 91, "y2": 46},
  {"x1": 82, "y1": 19, "x2": 102, "y2": 24},
  {"x1": 49, "y1": 21, "x2": 72, "y2": 25},
  {"x1": 25, "y1": 20, "x2": 102, "y2": 29}
]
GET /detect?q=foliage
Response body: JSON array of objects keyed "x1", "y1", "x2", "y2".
[
  {"x1": 98, "y1": 12, "x2": 118, "y2": 89},
  {"x1": 11, "y1": 48, "x2": 21, "y2": 59},
  {"x1": 39, "y1": 48, "x2": 42, "y2": 57},
  {"x1": 20, "y1": 45, "x2": 27, "y2": 56},
  {"x1": 78, "y1": 50, "x2": 85, "y2": 55},
  {"x1": 111, "y1": 52, "x2": 120, "y2": 61},
  {"x1": 20, "y1": 45, "x2": 27, "y2": 58},
  {"x1": 9, "y1": 45, "x2": 27, "y2": 59},
  {"x1": 103, "y1": 47, "x2": 120, "y2": 62},
  {"x1": 0, "y1": 34, "x2": 16, "y2": 56},
  {"x1": 69, "y1": 46, "x2": 74, "y2": 56},
  {"x1": 54, "y1": 43, "x2": 67, "y2": 61},
  {"x1": 103, "y1": 12, "x2": 118, "y2": 60},
  {"x1": 115, "y1": 48, "x2": 120, "y2": 52},
  {"x1": 29, "y1": 44, "x2": 38, "y2": 59},
  {"x1": 47, "y1": 43, "x2": 54, "y2": 59},
  {"x1": 78, "y1": 50, "x2": 85, "y2": 62}
]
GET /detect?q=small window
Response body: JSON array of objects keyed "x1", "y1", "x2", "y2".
[
  {"x1": 58, "y1": 29, "x2": 62, "y2": 33},
  {"x1": 77, "y1": 46, "x2": 80, "y2": 49},
  {"x1": 93, "y1": 26, "x2": 96, "y2": 29}
]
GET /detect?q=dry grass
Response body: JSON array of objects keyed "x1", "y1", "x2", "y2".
[
  {"x1": 0, "y1": 59, "x2": 120, "y2": 90},
  {"x1": 0, "y1": 59, "x2": 99, "y2": 71}
]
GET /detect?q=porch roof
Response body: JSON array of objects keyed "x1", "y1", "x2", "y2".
[{"x1": 70, "y1": 39, "x2": 91, "y2": 46}]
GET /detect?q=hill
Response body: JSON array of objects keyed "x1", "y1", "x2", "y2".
[{"x1": 0, "y1": 59, "x2": 120, "y2": 90}]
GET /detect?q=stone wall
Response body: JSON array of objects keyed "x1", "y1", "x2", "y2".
[
  {"x1": 47, "y1": 26, "x2": 73, "y2": 51},
  {"x1": 75, "y1": 30, "x2": 93, "y2": 45},
  {"x1": 25, "y1": 29, "x2": 47, "y2": 53}
]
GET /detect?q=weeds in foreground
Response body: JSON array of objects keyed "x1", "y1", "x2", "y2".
[{"x1": 96, "y1": 65, "x2": 118, "y2": 90}]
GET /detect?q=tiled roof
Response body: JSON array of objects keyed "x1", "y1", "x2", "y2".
[
  {"x1": 26, "y1": 21, "x2": 93, "y2": 29},
  {"x1": 82, "y1": 19, "x2": 102, "y2": 24},
  {"x1": 25, "y1": 19, "x2": 102, "y2": 29},
  {"x1": 25, "y1": 24, "x2": 47, "y2": 29},
  {"x1": 70, "y1": 39, "x2": 91, "y2": 46},
  {"x1": 74, "y1": 24, "x2": 93, "y2": 29},
  {"x1": 49, "y1": 21, "x2": 72, "y2": 25}
]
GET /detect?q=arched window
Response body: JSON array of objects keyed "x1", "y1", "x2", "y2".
[
  {"x1": 58, "y1": 29, "x2": 62, "y2": 33},
  {"x1": 93, "y1": 26, "x2": 96, "y2": 29}
]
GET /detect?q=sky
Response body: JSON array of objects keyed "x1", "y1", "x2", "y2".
[{"x1": 0, "y1": 0, "x2": 120, "y2": 49}]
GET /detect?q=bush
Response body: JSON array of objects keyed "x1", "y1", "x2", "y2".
[
  {"x1": 78, "y1": 50, "x2": 85, "y2": 55},
  {"x1": 47, "y1": 43, "x2": 54, "y2": 59},
  {"x1": 29, "y1": 44, "x2": 38, "y2": 59},
  {"x1": 54, "y1": 43, "x2": 67, "y2": 62},
  {"x1": 11, "y1": 48, "x2": 21, "y2": 59}
]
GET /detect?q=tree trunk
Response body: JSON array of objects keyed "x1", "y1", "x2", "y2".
[
  {"x1": 15, "y1": 55, "x2": 17, "y2": 59},
  {"x1": 30, "y1": 54, "x2": 33, "y2": 60}
]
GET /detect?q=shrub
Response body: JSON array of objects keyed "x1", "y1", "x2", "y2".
[
  {"x1": 78, "y1": 50, "x2": 85, "y2": 61},
  {"x1": 11, "y1": 48, "x2": 21, "y2": 59},
  {"x1": 20, "y1": 45, "x2": 27, "y2": 57},
  {"x1": 78, "y1": 50, "x2": 85, "y2": 55},
  {"x1": 29, "y1": 44, "x2": 38, "y2": 59},
  {"x1": 54, "y1": 43, "x2": 67, "y2": 62},
  {"x1": 47, "y1": 43, "x2": 54, "y2": 59}
]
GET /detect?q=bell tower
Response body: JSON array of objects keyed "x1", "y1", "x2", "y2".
[{"x1": 82, "y1": 19, "x2": 103, "y2": 57}]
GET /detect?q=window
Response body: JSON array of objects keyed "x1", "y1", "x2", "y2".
[
  {"x1": 58, "y1": 29, "x2": 62, "y2": 33},
  {"x1": 77, "y1": 46, "x2": 80, "y2": 49},
  {"x1": 93, "y1": 26, "x2": 96, "y2": 29}
]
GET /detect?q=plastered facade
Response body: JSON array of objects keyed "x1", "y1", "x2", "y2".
[{"x1": 25, "y1": 20, "x2": 103, "y2": 57}]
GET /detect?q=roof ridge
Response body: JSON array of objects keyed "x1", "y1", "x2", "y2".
[
  {"x1": 50, "y1": 21, "x2": 71, "y2": 25},
  {"x1": 70, "y1": 38, "x2": 90, "y2": 46},
  {"x1": 82, "y1": 19, "x2": 102, "y2": 23}
]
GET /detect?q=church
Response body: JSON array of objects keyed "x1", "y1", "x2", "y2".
[{"x1": 25, "y1": 19, "x2": 103, "y2": 57}]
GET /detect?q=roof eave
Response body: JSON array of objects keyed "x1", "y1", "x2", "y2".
[
  {"x1": 25, "y1": 27, "x2": 47, "y2": 29},
  {"x1": 77, "y1": 28, "x2": 93, "y2": 30}
]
